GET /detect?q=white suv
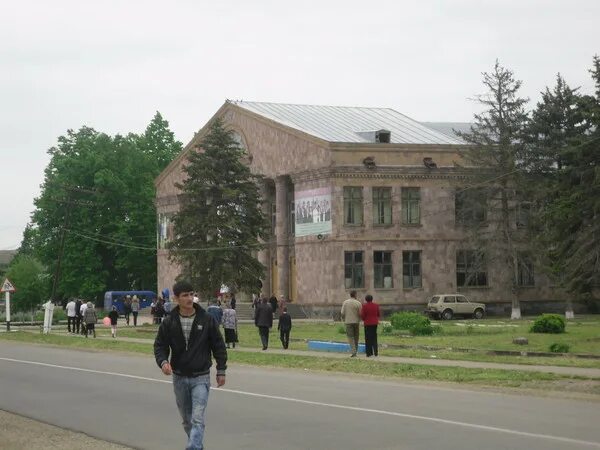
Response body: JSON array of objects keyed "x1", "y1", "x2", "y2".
[{"x1": 426, "y1": 294, "x2": 485, "y2": 320}]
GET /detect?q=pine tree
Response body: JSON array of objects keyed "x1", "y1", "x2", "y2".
[
  {"x1": 524, "y1": 74, "x2": 589, "y2": 317},
  {"x1": 535, "y1": 57, "x2": 600, "y2": 304},
  {"x1": 168, "y1": 118, "x2": 269, "y2": 297},
  {"x1": 457, "y1": 61, "x2": 530, "y2": 319}
]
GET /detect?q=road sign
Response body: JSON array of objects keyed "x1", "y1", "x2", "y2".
[{"x1": 1, "y1": 278, "x2": 16, "y2": 293}]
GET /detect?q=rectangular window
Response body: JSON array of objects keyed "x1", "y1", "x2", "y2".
[
  {"x1": 373, "y1": 187, "x2": 392, "y2": 225},
  {"x1": 271, "y1": 202, "x2": 277, "y2": 235},
  {"x1": 344, "y1": 187, "x2": 363, "y2": 225},
  {"x1": 344, "y1": 251, "x2": 364, "y2": 289},
  {"x1": 517, "y1": 253, "x2": 535, "y2": 287},
  {"x1": 455, "y1": 189, "x2": 487, "y2": 226},
  {"x1": 288, "y1": 199, "x2": 295, "y2": 236},
  {"x1": 402, "y1": 187, "x2": 421, "y2": 225},
  {"x1": 157, "y1": 213, "x2": 174, "y2": 249},
  {"x1": 516, "y1": 202, "x2": 531, "y2": 228},
  {"x1": 456, "y1": 250, "x2": 488, "y2": 287},
  {"x1": 374, "y1": 251, "x2": 393, "y2": 288},
  {"x1": 402, "y1": 251, "x2": 422, "y2": 288}
]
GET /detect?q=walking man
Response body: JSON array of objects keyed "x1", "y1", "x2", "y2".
[
  {"x1": 277, "y1": 307, "x2": 292, "y2": 349},
  {"x1": 65, "y1": 298, "x2": 77, "y2": 333},
  {"x1": 360, "y1": 294, "x2": 381, "y2": 357},
  {"x1": 341, "y1": 290, "x2": 362, "y2": 357},
  {"x1": 154, "y1": 280, "x2": 227, "y2": 450},
  {"x1": 74, "y1": 298, "x2": 82, "y2": 334},
  {"x1": 79, "y1": 301, "x2": 88, "y2": 335},
  {"x1": 124, "y1": 295, "x2": 132, "y2": 326},
  {"x1": 254, "y1": 297, "x2": 273, "y2": 350}
]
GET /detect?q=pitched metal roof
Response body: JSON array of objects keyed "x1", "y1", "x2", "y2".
[
  {"x1": 231, "y1": 101, "x2": 465, "y2": 145},
  {"x1": 420, "y1": 122, "x2": 472, "y2": 140}
]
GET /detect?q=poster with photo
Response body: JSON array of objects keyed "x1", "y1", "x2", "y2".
[{"x1": 295, "y1": 187, "x2": 332, "y2": 237}]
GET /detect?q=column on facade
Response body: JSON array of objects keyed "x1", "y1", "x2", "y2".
[
  {"x1": 275, "y1": 176, "x2": 290, "y2": 299},
  {"x1": 257, "y1": 182, "x2": 271, "y2": 296}
]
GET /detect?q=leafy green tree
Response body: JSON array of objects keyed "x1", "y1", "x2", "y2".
[
  {"x1": 532, "y1": 57, "x2": 600, "y2": 303},
  {"x1": 6, "y1": 255, "x2": 50, "y2": 315},
  {"x1": 524, "y1": 74, "x2": 590, "y2": 316},
  {"x1": 25, "y1": 113, "x2": 182, "y2": 303},
  {"x1": 169, "y1": 118, "x2": 269, "y2": 298},
  {"x1": 457, "y1": 61, "x2": 530, "y2": 319},
  {"x1": 139, "y1": 112, "x2": 183, "y2": 169}
]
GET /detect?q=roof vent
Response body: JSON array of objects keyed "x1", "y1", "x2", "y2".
[
  {"x1": 356, "y1": 129, "x2": 391, "y2": 143},
  {"x1": 363, "y1": 156, "x2": 376, "y2": 169},
  {"x1": 423, "y1": 157, "x2": 437, "y2": 168},
  {"x1": 376, "y1": 129, "x2": 391, "y2": 143}
]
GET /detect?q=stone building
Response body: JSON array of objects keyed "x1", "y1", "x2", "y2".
[{"x1": 155, "y1": 101, "x2": 564, "y2": 313}]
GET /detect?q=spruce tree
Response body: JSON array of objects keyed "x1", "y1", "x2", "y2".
[
  {"x1": 524, "y1": 74, "x2": 589, "y2": 316},
  {"x1": 168, "y1": 118, "x2": 268, "y2": 298},
  {"x1": 534, "y1": 57, "x2": 600, "y2": 304},
  {"x1": 457, "y1": 61, "x2": 530, "y2": 319}
]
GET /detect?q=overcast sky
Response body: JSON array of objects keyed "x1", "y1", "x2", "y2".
[{"x1": 1, "y1": 0, "x2": 598, "y2": 249}]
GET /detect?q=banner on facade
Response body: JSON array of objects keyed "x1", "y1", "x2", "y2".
[{"x1": 295, "y1": 187, "x2": 332, "y2": 237}]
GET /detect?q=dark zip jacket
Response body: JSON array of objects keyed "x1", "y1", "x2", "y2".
[{"x1": 154, "y1": 303, "x2": 227, "y2": 377}]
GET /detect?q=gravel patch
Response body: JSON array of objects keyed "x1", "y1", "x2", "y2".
[{"x1": 0, "y1": 410, "x2": 132, "y2": 449}]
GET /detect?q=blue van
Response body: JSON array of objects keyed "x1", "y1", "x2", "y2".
[{"x1": 104, "y1": 291, "x2": 156, "y2": 314}]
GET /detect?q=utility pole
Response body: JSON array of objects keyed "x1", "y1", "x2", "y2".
[
  {"x1": 49, "y1": 185, "x2": 96, "y2": 304},
  {"x1": 50, "y1": 192, "x2": 73, "y2": 304}
]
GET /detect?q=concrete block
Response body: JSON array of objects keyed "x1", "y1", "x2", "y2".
[{"x1": 308, "y1": 340, "x2": 365, "y2": 353}]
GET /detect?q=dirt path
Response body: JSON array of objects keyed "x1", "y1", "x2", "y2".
[{"x1": 0, "y1": 410, "x2": 132, "y2": 450}]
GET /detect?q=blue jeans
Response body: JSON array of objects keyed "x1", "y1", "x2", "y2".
[{"x1": 172, "y1": 373, "x2": 211, "y2": 450}]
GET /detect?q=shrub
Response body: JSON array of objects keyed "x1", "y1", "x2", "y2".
[
  {"x1": 390, "y1": 312, "x2": 426, "y2": 330},
  {"x1": 381, "y1": 323, "x2": 393, "y2": 334},
  {"x1": 530, "y1": 314, "x2": 566, "y2": 334},
  {"x1": 549, "y1": 342, "x2": 570, "y2": 353},
  {"x1": 411, "y1": 322, "x2": 434, "y2": 336},
  {"x1": 390, "y1": 312, "x2": 433, "y2": 336}
]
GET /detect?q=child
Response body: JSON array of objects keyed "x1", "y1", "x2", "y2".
[
  {"x1": 277, "y1": 307, "x2": 292, "y2": 349},
  {"x1": 108, "y1": 305, "x2": 119, "y2": 338}
]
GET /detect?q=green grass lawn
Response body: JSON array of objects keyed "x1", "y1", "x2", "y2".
[
  {"x1": 2, "y1": 331, "x2": 598, "y2": 396},
  {"x1": 60, "y1": 315, "x2": 600, "y2": 368}
]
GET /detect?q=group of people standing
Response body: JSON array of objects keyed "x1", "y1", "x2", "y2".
[
  {"x1": 253, "y1": 295, "x2": 292, "y2": 350},
  {"x1": 203, "y1": 296, "x2": 238, "y2": 349},
  {"x1": 122, "y1": 295, "x2": 141, "y2": 326},
  {"x1": 341, "y1": 290, "x2": 381, "y2": 358},
  {"x1": 64, "y1": 298, "x2": 99, "y2": 338},
  {"x1": 151, "y1": 297, "x2": 173, "y2": 324}
]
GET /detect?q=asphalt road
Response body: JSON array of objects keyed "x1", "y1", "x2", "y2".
[{"x1": 0, "y1": 341, "x2": 598, "y2": 450}]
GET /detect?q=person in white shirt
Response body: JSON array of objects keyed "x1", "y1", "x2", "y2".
[
  {"x1": 65, "y1": 298, "x2": 77, "y2": 333},
  {"x1": 341, "y1": 290, "x2": 362, "y2": 357},
  {"x1": 79, "y1": 301, "x2": 88, "y2": 335}
]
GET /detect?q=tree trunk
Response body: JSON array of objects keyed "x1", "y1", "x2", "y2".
[
  {"x1": 565, "y1": 297, "x2": 575, "y2": 319},
  {"x1": 502, "y1": 186, "x2": 522, "y2": 320}
]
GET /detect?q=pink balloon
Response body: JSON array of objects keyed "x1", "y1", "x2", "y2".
[{"x1": 102, "y1": 316, "x2": 111, "y2": 326}]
